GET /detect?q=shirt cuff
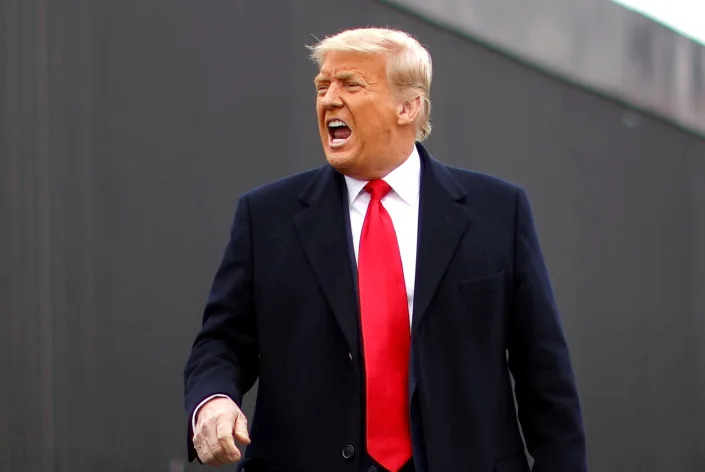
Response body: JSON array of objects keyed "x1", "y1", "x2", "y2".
[{"x1": 192, "y1": 394, "x2": 232, "y2": 432}]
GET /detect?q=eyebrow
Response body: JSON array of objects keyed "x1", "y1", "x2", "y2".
[{"x1": 314, "y1": 70, "x2": 365, "y2": 85}]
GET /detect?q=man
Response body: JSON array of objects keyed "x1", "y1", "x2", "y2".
[{"x1": 184, "y1": 28, "x2": 587, "y2": 472}]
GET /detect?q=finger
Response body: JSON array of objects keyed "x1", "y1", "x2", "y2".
[
  {"x1": 194, "y1": 433, "x2": 208, "y2": 462},
  {"x1": 194, "y1": 442, "x2": 204, "y2": 462},
  {"x1": 216, "y1": 419, "x2": 241, "y2": 461},
  {"x1": 205, "y1": 415, "x2": 234, "y2": 463},
  {"x1": 204, "y1": 432, "x2": 228, "y2": 463},
  {"x1": 201, "y1": 422, "x2": 227, "y2": 465},
  {"x1": 234, "y1": 411, "x2": 251, "y2": 444},
  {"x1": 196, "y1": 436, "x2": 220, "y2": 466}
]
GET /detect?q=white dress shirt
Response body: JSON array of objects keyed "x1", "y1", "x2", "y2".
[
  {"x1": 343, "y1": 146, "x2": 421, "y2": 321},
  {"x1": 193, "y1": 146, "x2": 422, "y2": 429}
]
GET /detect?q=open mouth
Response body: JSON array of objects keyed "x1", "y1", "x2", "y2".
[{"x1": 327, "y1": 119, "x2": 352, "y2": 148}]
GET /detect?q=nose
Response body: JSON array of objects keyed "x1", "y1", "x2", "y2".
[{"x1": 320, "y1": 84, "x2": 343, "y2": 109}]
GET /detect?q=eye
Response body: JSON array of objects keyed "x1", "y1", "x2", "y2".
[
  {"x1": 316, "y1": 84, "x2": 329, "y2": 95},
  {"x1": 346, "y1": 82, "x2": 361, "y2": 89}
]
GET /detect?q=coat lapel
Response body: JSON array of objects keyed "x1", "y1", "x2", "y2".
[
  {"x1": 293, "y1": 165, "x2": 360, "y2": 359},
  {"x1": 409, "y1": 145, "x2": 471, "y2": 413},
  {"x1": 412, "y1": 144, "x2": 472, "y2": 335}
]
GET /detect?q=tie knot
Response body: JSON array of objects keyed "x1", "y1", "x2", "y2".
[{"x1": 365, "y1": 180, "x2": 392, "y2": 201}]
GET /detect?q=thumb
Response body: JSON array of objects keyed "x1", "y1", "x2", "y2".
[{"x1": 234, "y1": 411, "x2": 251, "y2": 444}]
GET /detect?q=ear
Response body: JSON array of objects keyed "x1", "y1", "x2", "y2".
[{"x1": 396, "y1": 96, "x2": 421, "y2": 127}]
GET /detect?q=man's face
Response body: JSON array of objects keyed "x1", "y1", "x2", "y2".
[{"x1": 314, "y1": 51, "x2": 405, "y2": 179}]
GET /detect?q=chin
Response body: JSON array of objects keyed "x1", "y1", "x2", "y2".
[
  {"x1": 324, "y1": 150, "x2": 356, "y2": 174},
  {"x1": 325, "y1": 152, "x2": 349, "y2": 169}
]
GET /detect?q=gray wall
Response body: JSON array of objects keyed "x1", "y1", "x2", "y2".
[{"x1": 2, "y1": 0, "x2": 704, "y2": 471}]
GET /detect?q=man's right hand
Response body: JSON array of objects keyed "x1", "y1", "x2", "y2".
[{"x1": 193, "y1": 397, "x2": 251, "y2": 466}]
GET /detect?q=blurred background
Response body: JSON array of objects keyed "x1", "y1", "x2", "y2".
[{"x1": 2, "y1": 0, "x2": 704, "y2": 470}]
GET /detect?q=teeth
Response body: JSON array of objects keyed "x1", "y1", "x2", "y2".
[{"x1": 328, "y1": 119, "x2": 347, "y2": 128}]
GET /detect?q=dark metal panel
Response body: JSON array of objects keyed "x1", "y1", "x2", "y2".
[
  {"x1": 2, "y1": 0, "x2": 56, "y2": 470},
  {"x1": 688, "y1": 145, "x2": 705, "y2": 466}
]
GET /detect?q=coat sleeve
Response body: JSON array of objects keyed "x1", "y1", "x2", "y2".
[
  {"x1": 507, "y1": 188, "x2": 588, "y2": 472},
  {"x1": 183, "y1": 195, "x2": 259, "y2": 462}
]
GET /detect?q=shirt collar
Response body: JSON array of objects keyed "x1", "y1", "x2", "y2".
[{"x1": 343, "y1": 145, "x2": 421, "y2": 206}]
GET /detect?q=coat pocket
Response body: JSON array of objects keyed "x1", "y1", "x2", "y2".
[{"x1": 459, "y1": 270, "x2": 505, "y2": 298}]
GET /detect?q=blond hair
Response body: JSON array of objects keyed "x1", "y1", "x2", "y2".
[{"x1": 308, "y1": 27, "x2": 433, "y2": 141}]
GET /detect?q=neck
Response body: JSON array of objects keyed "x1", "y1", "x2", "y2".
[{"x1": 353, "y1": 142, "x2": 415, "y2": 180}]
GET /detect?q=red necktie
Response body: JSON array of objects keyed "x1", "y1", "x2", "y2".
[{"x1": 358, "y1": 180, "x2": 412, "y2": 472}]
